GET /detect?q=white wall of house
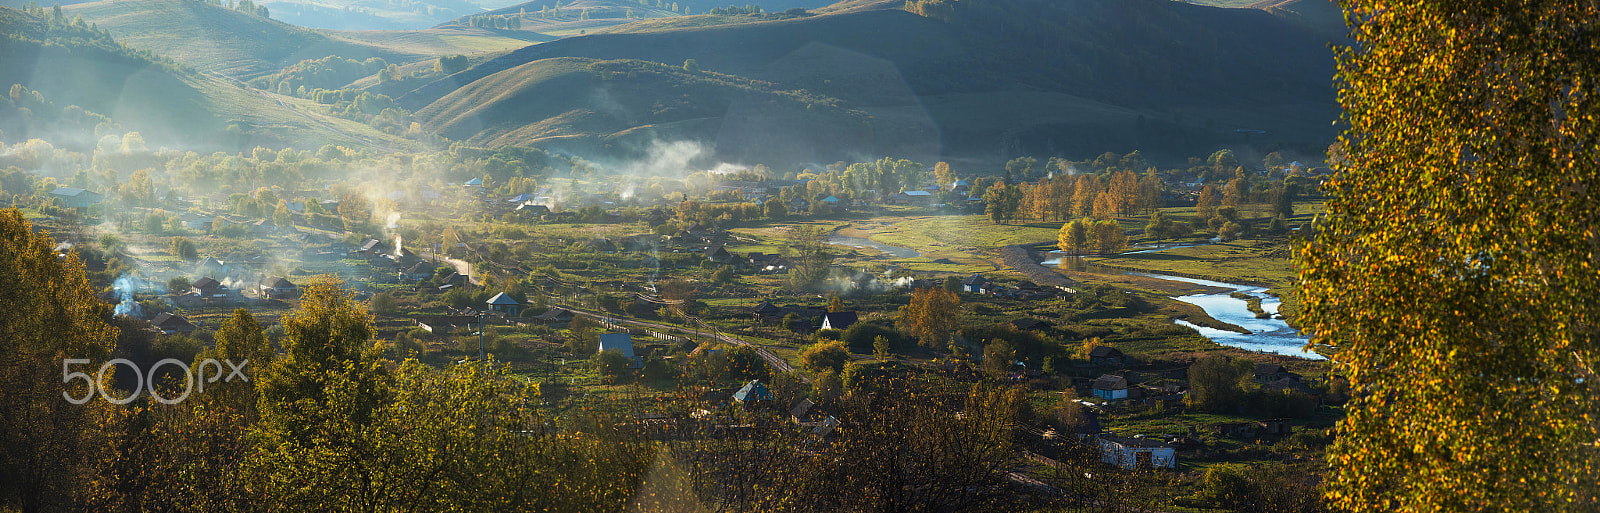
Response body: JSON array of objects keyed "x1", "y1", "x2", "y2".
[{"x1": 1099, "y1": 442, "x2": 1175, "y2": 470}]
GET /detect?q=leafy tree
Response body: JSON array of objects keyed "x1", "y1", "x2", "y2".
[
  {"x1": 1191, "y1": 185, "x2": 1217, "y2": 223},
  {"x1": 0, "y1": 208, "x2": 118, "y2": 509},
  {"x1": 250, "y1": 275, "x2": 396, "y2": 507},
  {"x1": 1303, "y1": 2, "x2": 1600, "y2": 510},
  {"x1": 942, "y1": 275, "x2": 961, "y2": 293},
  {"x1": 167, "y1": 276, "x2": 191, "y2": 294},
  {"x1": 369, "y1": 292, "x2": 397, "y2": 315},
  {"x1": 1057, "y1": 218, "x2": 1089, "y2": 254},
  {"x1": 1089, "y1": 219, "x2": 1127, "y2": 254},
  {"x1": 1186, "y1": 355, "x2": 1249, "y2": 412},
  {"x1": 762, "y1": 196, "x2": 786, "y2": 219},
  {"x1": 897, "y1": 287, "x2": 961, "y2": 348},
  {"x1": 593, "y1": 350, "x2": 633, "y2": 384},
  {"x1": 170, "y1": 236, "x2": 198, "y2": 261},
  {"x1": 873, "y1": 335, "x2": 892, "y2": 360},
  {"x1": 981, "y1": 339, "x2": 1016, "y2": 376},
  {"x1": 682, "y1": 58, "x2": 699, "y2": 72},
  {"x1": 800, "y1": 340, "x2": 850, "y2": 374}
]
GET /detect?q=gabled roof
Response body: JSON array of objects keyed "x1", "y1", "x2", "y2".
[
  {"x1": 822, "y1": 311, "x2": 858, "y2": 329},
  {"x1": 151, "y1": 312, "x2": 197, "y2": 331},
  {"x1": 262, "y1": 276, "x2": 294, "y2": 288},
  {"x1": 486, "y1": 292, "x2": 520, "y2": 305},
  {"x1": 733, "y1": 380, "x2": 772, "y2": 402},
  {"x1": 404, "y1": 262, "x2": 431, "y2": 274},
  {"x1": 952, "y1": 179, "x2": 970, "y2": 187},
  {"x1": 903, "y1": 190, "x2": 933, "y2": 197},
  {"x1": 533, "y1": 307, "x2": 574, "y2": 321},
  {"x1": 961, "y1": 273, "x2": 989, "y2": 286},
  {"x1": 1254, "y1": 363, "x2": 1285, "y2": 375},
  {"x1": 360, "y1": 239, "x2": 381, "y2": 252},
  {"x1": 192, "y1": 277, "x2": 220, "y2": 289},
  {"x1": 753, "y1": 301, "x2": 781, "y2": 315},
  {"x1": 789, "y1": 398, "x2": 815, "y2": 419},
  {"x1": 1092, "y1": 374, "x2": 1129, "y2": 391},
  {"x1": 821, "y1": 195, "x2": 840, "y2": 203},
  {"x1": 1088, "y1": 346, "x2": 1124, "y2": 358},
  {"x1": 597, "y1": 333, "x2": 635, "y2": 359},
  {"x1": 464, "y1": 178, "x2": 483, "y2": 186}
]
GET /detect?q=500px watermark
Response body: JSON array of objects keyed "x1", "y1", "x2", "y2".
[{"x1": 62, "y1": 358, "x2": 249, "y2": 405}]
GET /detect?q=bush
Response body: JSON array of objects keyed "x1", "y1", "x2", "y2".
[
  {"x1": 799, "y1": 340, "x2": 850, "y2": 374},
  {"x1": 593, "y1": 350, "x2": 633, "y2": 384},
  {"x1": 369, "y1": 292, "x2": 398, "y2": 315}
]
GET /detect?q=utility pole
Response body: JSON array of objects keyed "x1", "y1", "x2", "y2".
[{"x1": 476, "y1": 310, "x2": 486, "y2": 362}]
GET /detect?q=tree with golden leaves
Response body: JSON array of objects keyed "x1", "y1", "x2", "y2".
[
  {"x1": 897, "y1": 287, "x2": 961, "y2": 348},
  {"x1": 1301, "y1": 2, "x2": 1600, "y2": 510},
  {"x1": 0, "y1": 208, "x2": 118, "y2": 509}
]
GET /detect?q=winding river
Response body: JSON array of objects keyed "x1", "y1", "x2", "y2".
[
  {"x1": 1046, "y1": 249, "x2": 1323, "y2": 360},
  {"x1": 821, "y1": 231, "x2": 1321, "y2": 360}
]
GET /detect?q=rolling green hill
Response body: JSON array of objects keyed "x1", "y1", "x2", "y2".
[
  {"x1": 401, "y1": 0, "x2": 1342, "y2": 167},
  {"x1": 0, "y1": 5, "x2": 414, "y2": 152},
  {"x1": 414, "y1": 57, "x2": 880, "y2": 163},
  {"x1": 64, "y1": 0, "x2": 420, "y2": 79}
]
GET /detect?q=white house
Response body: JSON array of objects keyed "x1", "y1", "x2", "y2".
[
  {"x1": 1097, "y1": 436, "x2": 1176, "y2": 470},
  {"x1": 1091, "y1": 374, "x2": 1131, "y2": 400}
]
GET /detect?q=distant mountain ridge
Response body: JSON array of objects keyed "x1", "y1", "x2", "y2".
[{"x1": 404, "y1": 0, "x2": 1345, "y2": 166}]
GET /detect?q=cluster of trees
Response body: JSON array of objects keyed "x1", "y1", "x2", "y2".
[
  {"x1": 465, "y1": 13, "x2": 522, "y2": 29},
  {"x1": 253, "y1": 56, "x2": 389, "y2": 98},
  {"x1": 708, "y1": 4, "x2": 762, "y2": 15},
  {"x1": 1055, "y1": 218, "x2": 1127, "y2": 254}
]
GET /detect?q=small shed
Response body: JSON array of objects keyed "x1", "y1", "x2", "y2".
[{"x1": 486, "y1": 292, "x2": 521, "y2": 316}]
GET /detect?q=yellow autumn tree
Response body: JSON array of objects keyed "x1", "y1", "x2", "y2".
[
  {"x1": 897, "y1": 287, "x2": 961, "y2": 349},
  {"x1": 1302, "y1": 2, "x2": 1600, "y2": 511}
]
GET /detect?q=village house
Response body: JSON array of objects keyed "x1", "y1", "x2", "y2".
[
  {"x1": 49, "y1": 187, "x2": 104, "y2": 209},
  {"x1": 400, "y1": 262, "x2": 434, "y2": 282},
  {"x1": 1089, "y1": 346, "x2": 1127, "y2": 367},
  {"x1": 531, "y1": 307, "x2": 575, "y2": 326},
  {"x1": 486, "y1": 292, "x2": 522, "y2": 316},
  {"x1": 706, "y1": 244, "x2": 736, "y2": 265},
  {"x1": 258, "y1": 276, "x2": 299, "y2": 299},
  {"x1": 1254, "y1": 363, "x2": 1299, "y2": 383},
  {"x1": 191, "y1": 276, "x2": 228, "y2": 298},
  {"x1": 1091, "y1": 374, "x2": 1133, "y2": 400},
  {"x1": 961, "y1": 274, "x2": 991, "y2": 294},
  {"x1": 821, "y1": 311, "x2": 858, "y2": 331},
  {"x1": 1097, "y1": 435, "x2": 1176, "y2": 470},
  {"x1": 150, "y1": 312, "x2": 198, "y2": 335},
  {"x1": 733, "y1": 380, "x2": 773, "y2": 403},
  {"x1": 598, "y1": 333, "x2": 641, "y2": 368}
]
